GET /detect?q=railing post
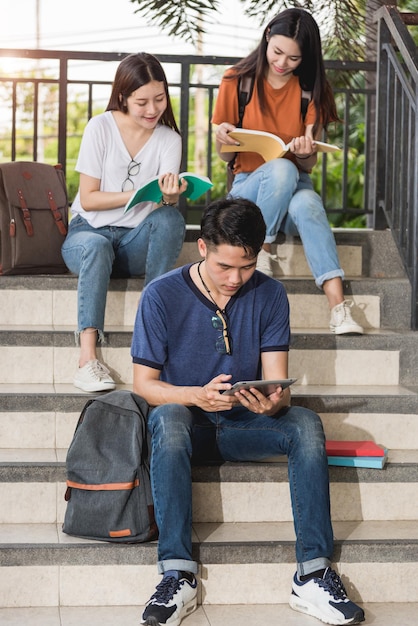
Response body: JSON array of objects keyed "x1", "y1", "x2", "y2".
[
  {"x1": 178, "y1": 61, "x2": 190, "y2": 219},
  {"x1": 412, "y1": 82, "x2": 418, "y2": 329},
  {"x1": 58, "y1": 57, "x2": 68, "y2": 174},
  {"x1": 373, "y1": 14, "x2": 390, "y2": 230}
]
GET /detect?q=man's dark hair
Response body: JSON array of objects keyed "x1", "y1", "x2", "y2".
[{"x1": 200, "y1": 197, "x2": 266, "y2": 257}]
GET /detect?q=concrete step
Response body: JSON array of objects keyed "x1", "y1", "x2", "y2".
[
  {"x1": 0, "y1": 228, "x2": 414, "y2": 616},
  {"x1": 0, "y1": 520, "x2": 417, "y2": 606},
  {"x1": 1, "y1": 384, "x2": 418, "y2": 452},
  {"x1": 0, "y1": 448, "x2": 417, "y2": 524},
  {"x1": 0, "y1": 230, "x2": 411, "y2": 331},
  {"x1": 180, "y1": 232, "x2": 368, "y2": 277},
  {"x1": 179, "y1": 229, "x2": 408, "y2": 281},
  {"x1": 0, "y1": 274, "x2": 410, "y2": 330},
  {"x1": 0, "y1": 603, "x2": 416, "y2": 626},
  {"x1": 1, "y1": 328, "x2": 417, "y2": 385}
]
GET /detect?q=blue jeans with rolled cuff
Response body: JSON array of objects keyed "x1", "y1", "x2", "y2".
[
  {"x1": 61, "y1": 207, "x2": 185, "y2": 339},
  {"x1": 231, "y1": 159, "x2": 344, "y2": 288},
  {"x1": 147, "y1": 402, "x2": 334, "y2": 577}
]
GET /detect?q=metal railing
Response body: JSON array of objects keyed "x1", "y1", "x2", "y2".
[
  {"x1": 0, "y1": 48, "x2": 374, "y2": 225},
  {"x1": 374, "y1": 6, "x2": 418, "y2": 328}
]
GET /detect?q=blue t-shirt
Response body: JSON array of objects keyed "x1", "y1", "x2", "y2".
[{"x1": 131, "y1": 264, "x2": 290, "y2": 387}]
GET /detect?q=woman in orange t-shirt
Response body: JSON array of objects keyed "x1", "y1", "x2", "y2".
[{"x1": 212, "y1": 8, "x2": 363, "y2": 335}]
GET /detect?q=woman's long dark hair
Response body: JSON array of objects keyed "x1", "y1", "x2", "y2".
[
  {"x1": 105, "y1": 52, "x2": 180, "y2": 133},
  {"x1": 227, "y1": 8, "x2": 338, "y2": 134}
]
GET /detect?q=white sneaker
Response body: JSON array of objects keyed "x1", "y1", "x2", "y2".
[
  {"x1": 73, "y1": 359, "x2": 116, "y2": 392},
  {"x1": 289, "y1": 568, "x2": 365, "y2": 625},
  {"x1": 256, "y1": 248, "x2": 277, "y2": 277},
  {"x1": 141, "y1": 570, "x2": 197, "y2": 626},
  {"x1": 330, "y1": 300, "x2": 363, "y2": 335}
]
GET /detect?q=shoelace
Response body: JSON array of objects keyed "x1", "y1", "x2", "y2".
[
  {"x1": 332, "y1": 300, "x2": 353, "y2": 325},
  {"x1": 88, "y1": 360, "x2": 111, "y2": 379},
  {"x1": 339, "y1": 300, "x2": 354, "y2": 317},
  {"x1": 318, "y1": 569, "x2": 348, "y2": 600},
  {"x1": 150, "y1": 576, "x2": 181, "y2": 604},
  {"x1": 343, "y1": 300, "x2": 354, "y2": 314}
]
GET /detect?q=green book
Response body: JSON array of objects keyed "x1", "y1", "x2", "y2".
[{"x1": 124, "y1": 172, "x2": 213, "y2": 213}]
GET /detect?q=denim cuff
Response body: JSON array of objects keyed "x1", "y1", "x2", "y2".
[
  {"x1": 297, "y1": 556, "x2": 331, "y2": 577},
  {"x1": 264, "y1": 234, "x2": 278, "y2": 244},
  {"x1": 315, "y1": 268, "x2": 344, "y2": 289},
  {"x1": 158, "y1": 559, "x2": 199, "y2": 575},
  {"x1": 74, "y1": 328, "x2": 105, "y2": 347}
]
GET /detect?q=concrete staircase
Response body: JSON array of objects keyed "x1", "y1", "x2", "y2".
[{"x1": 0, "y1": 229, "x2": 417, "y2": 626}]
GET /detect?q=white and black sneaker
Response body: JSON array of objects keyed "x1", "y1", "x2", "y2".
[
  {"x1": 141, "y1": 570, "x2": 197, "y2": 626},
  {"x1": 289, "y1": 567, "x2": 365, "y2": 625}
]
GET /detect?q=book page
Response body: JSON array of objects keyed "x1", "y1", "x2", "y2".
[
  {"x1": 220, "y1": 129, "x2": 340, "y2": 162},
  {"x1": 221, "y1": 129, "x2": 288, "y2": 162},
  {"x1": 314, "y1": 140, "x2": 340, "y2": 153}
]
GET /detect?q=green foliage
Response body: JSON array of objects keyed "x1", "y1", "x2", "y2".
[
  {"x1": 130, "y1": 0, "x2": 220, "y2": 45},
  {"x1": 399, "y1": 0, "x2": 418, "y2": 45},
  {"x1": 308, "y1": 84, "x2": 368, "y2": 227},
  {"x1": 130, "y1": 0, "x2": 369, "y2": 63},
  {"x1": 310, "y1": 150, "x2": 367, "y2": 228}
]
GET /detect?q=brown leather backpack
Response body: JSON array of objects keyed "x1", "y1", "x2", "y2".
[{"x1": 0, "y1": 161, "x2": 69, "y2": 275}]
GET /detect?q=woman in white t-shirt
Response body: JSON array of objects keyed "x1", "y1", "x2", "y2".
[{"x1": 62, "y1": 52, "x2": 186, "y2": 392}]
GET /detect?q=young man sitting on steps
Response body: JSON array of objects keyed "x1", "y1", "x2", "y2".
[{"x1": 131, "y1": 197, "x2": 365, "y2": 626}]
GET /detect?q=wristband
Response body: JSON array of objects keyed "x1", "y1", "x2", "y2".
[
  {"x1": 296, "y1": 153, "x2": 314, "y2": 160},
  {"x1": 161, "y1": 198, "x2": 177, "y2": 206}
]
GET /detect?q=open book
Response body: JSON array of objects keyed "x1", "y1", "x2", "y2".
[
  {"x1": 221, "y1": 128, "x2": 340, "y2": 162},
  {"x1": 124, "y1": 172, "x2": 213, "y2": 213}
]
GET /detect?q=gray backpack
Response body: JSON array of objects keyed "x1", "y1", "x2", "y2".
[{"x1": 63, "y1": 390, "x2": 158, "y2": 543}]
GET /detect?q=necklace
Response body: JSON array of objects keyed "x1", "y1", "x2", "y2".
[
  {"x1": 197, "y1": 260, "x2": 227, "y2": 312},
  {"x1": 197, "y1": 261, "x2": 232, "y2": 356}
]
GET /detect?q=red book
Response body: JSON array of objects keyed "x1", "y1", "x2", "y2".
[{"x1": 325, "y1": 440, "x2": 385, "y2": 457}]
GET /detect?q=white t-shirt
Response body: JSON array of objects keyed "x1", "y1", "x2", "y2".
[{"x1": 71, "y1": 111, "x2": 182, "y2": 228}]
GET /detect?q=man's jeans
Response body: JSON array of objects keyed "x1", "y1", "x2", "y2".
[
  {"x1": 61, "y1": 207, "x2": 185, "y2": 334},
  {"x1": 147, "y1": 403, "x2": 334, "y2": 577},
  {"x1": 231, "y1": 159, "x2": 344, "y2": 288}
]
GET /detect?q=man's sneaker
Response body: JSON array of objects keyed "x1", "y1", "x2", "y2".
[
  {"x1": 256, "y1": 248, "x2": 277, "y2": 277},
  {"x1": 330, "y1": 300, "x2": 364, "y2": 335},
  {"x1": 141, "y1": 570, "x2": 197, "y2": 626},
  {"x1": 289, "y1": 567, "x2": 365, "y2": 625},
  {"x1": 73, "y1": 359, "x2": 116, "y2": 392}
]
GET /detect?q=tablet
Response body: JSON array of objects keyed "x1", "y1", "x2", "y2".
[{"x1": 222, "y1": 378, "x2": 297, "y2": 396}]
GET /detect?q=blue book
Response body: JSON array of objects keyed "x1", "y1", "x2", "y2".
[{"x1": 327, "y1": 448, "x2": 388, "y2": 469}]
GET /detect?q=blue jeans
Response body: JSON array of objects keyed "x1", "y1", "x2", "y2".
[
  {"x1": 231, "y1": 159, "x2": 344, "y2": 287},
  {"x1": 61, "y1": 207, "x2": 185, "y2": 335},
  {"x1": 147, "y1": 403, "x2": 334, "y2": 577}
]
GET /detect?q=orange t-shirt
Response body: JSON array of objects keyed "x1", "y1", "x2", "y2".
[{"x1": 212, "y1": 73, "x2": 317, "y2": 174}]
